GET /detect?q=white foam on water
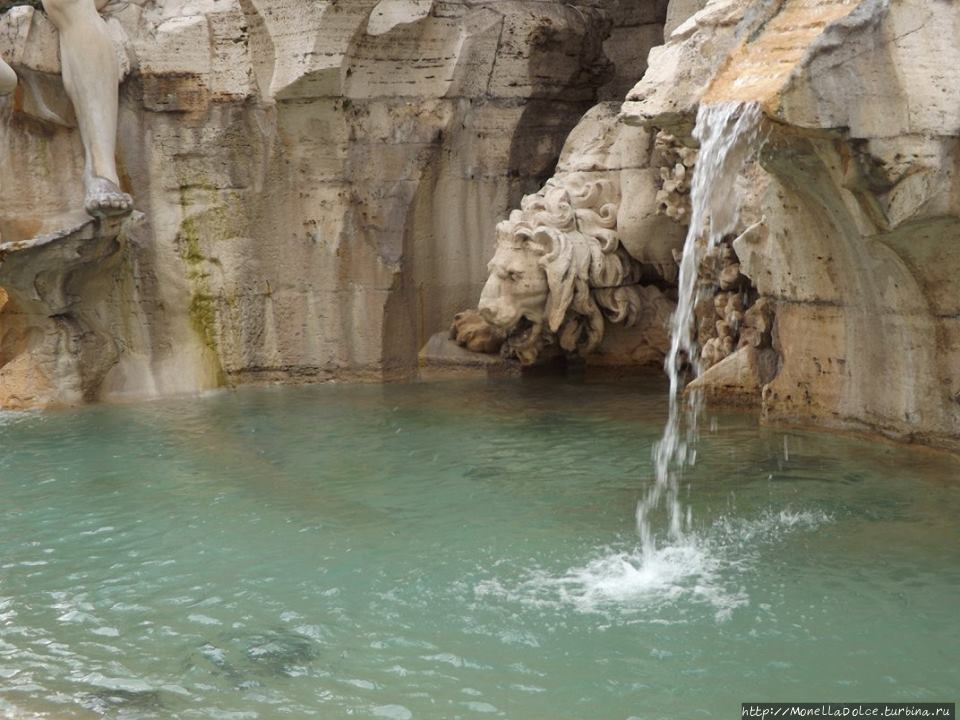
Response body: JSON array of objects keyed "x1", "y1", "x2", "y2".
[
  {"x1": 549, "y1": 530, "x2": 759, "y2": 623},
  {"x1": 554, "y1": 540, "x2": 743, "y2": 619},
  {"x1": 713, "y1": 508, "x2": 833, "y2": 544},
  {"x1": 477, "y1": 506, "x2": 832, "y2": 622},
  {"x1": 777, "y1": 509, "x2": 830, "y2": 527},
  {"x1": 0, "y1": 409, "x2": 37, "y2": 427},
  {"x1": 476, "y1": 539, "x2": 741, "y2": 621}
]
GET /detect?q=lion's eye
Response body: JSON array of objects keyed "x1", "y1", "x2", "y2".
[{"x1": 507, "y1": 271, "x2": 523, "y2": 282}]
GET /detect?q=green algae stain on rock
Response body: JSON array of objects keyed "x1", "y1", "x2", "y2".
[
  {"x1": 179, "y1": 227, "x2": 217, "y2": 345},
  {"x1": 188, "y1": 293, "x2": 219, "y2": 356},
  {"x1": 174, "y1": 182, "x2": 252, "y2": 387},
  {"x1": 179, "y1": 217, "x2": 206, "y2": 268},
  {"x1": 175, "y1": 210, "x2": 227, "y2": 384}
]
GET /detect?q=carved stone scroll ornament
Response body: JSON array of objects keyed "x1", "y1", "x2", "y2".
[{"x1": 453, "y1": 173, "x2": 647, "y2": 365}]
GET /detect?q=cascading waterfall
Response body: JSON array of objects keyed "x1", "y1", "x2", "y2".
[{"x1": 636, "y1": 102, "x2": 764, "y2": 555}]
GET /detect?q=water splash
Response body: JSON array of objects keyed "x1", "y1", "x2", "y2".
[
  {"x1": 474, "y1": 506, "x2": 834, "y2": 622},
  {"x1": 637, "y1": 102, "x2": 764, "y2": 553}
]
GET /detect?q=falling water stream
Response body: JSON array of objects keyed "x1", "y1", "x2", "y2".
[{"x1": 636, "y1": 102, "x2": 764, "y2": 553}]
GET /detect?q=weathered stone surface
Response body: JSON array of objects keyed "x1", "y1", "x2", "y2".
[
  {"x1": 663, "y1": 0, "x2": 705, "y2": 37},
  {"x1": 598, "y1": 0, "x2": 668, "y2": 101},
  {"x1": 584, "y1": 284, "x2": 675, "y2": 368},
  {"x1": 419, "y1": 329, "x2": 518, "y2": 376},
  {"x1": 0, "y1": 213, "x2": 140, "y2": 407},
  {"x1": 688, "y1": 344, "x2": 778, "y2": 406},
  {"x1": 623, "y1": 0, "x2": 960, "y2": 449},
  {"x1": 621, "y1": 0, "x2": 748, "y2": 133},
  {"x1": 0, "y1": 0, "x2": 654, "y2": 406}
]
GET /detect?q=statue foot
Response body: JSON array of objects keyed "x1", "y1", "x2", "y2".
[{"x1": 84, "y1": 176, "x2": 133, "y2": 219}]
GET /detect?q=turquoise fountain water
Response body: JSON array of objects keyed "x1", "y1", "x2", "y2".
[{"x1": 0, "y1": 380, "x2": 958, "y2": 718}]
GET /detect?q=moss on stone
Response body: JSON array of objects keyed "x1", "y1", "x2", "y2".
[
  {"x1": 176, "y1": 215, "x2": 220, "y2": 357},
  {"x1": 179, "y1": 217, "x2": 205, "y2": 266},
  {"x1": 188, "y1": 292, "x2": 219, "y2": 354},
  {"x1": 174, "y1": 185, "x2": 248, "y2": 384}
]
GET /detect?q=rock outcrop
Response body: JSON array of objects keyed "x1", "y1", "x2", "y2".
[
  {"x1": 624, "y1": 0, "x2": 960, "y2": 449},
  {"x1": 0, "y1": 0, "x2": 666, "y2": 405},
  {"x1": 0, "y1": 212, "x2": 143, "y2": 407}
]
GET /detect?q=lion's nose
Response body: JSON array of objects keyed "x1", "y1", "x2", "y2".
[
  {"x1": 477, "y1": 298, "x2": 497, "y2": 324},
  {"x1": 477, "y1": 276, "x2": 501, "y2": 323}
]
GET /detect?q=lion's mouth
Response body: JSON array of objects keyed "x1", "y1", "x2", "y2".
[
  {"x1": 508, "y1": 315, "x2": 536, "y2": 342},
  {"x1": 500, "y1": 315, "x2": 545, "y2": 364}
]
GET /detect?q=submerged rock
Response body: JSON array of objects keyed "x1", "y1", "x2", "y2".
[{"x1": 186, "y1": 628, "x2": 319, "y2": 684}]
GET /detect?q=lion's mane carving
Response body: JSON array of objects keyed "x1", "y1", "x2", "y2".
[{"x1": 462, "y1": 172, "x2": 645, "y2": 364}]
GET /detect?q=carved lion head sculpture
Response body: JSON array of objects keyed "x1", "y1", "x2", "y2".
[{"x1": 473, "y1": 173, "x2": 644, "y2": 364}]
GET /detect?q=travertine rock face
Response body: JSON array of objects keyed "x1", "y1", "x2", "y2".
[
  {"x1": 626, "y1": 0, "x2": 960, "y2": 449},
  {"x1": 622, "y1": 0, "x2": 748, "y2": 134},
  {"x1": 0, "y1": 213, "x2": 144, "y2": 408},
  {"x1": 0, "y1": 0, "x2": 665, "y2": 405},
  {"x1": 5, "y1": 0, "x2": 956, "y2": 452},
  {"x1": 598, "y1": 0, "x2": 668, "y2": 101}
]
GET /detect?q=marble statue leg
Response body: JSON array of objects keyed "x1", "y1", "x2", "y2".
[
  {"x1": 41, "y1": 0, "x2": 133, "y2": 219},
  {"x1": 0, "y1": 56, "x2": 16, "y2": 96}
]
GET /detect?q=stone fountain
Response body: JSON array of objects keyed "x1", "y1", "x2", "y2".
[
  {"x1": 452, "y1": 0, "x2": 960, "y2": 450},
  {"x1": 0, "y1": 0, "x2": 957, "y2": 450}
]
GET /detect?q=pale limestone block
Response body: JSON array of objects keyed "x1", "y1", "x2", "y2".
[
  {"x1": 622, "y1": 0, "x2": 747, "y2": 130},
  {"x1": 366, "y1": 0, "x2": 433, "y2": 36},
  {"x1": 345, "y1": 14, "x2": 466, "y2": 99},
  {"x1": 0, "y1": 6, "x2": 59, "y2": 74},
  {"x1": 206, "y1": 6, "x2": 257, "y2": 100},
  {"x1": 137, "y1": 14, "x2": 210, "y2": 77}
]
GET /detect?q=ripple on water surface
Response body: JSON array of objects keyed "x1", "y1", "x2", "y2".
[{"x1": 0, "y1": 379, "x2": 958, "y2": 719}]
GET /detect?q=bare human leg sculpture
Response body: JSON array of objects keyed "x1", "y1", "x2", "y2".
[
  {"x1": 41, "y1": 0, "x2": 132, "y2": 219},
  {"x1": 1, "y1": 55, "x2": 14, "y2": 242}
]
